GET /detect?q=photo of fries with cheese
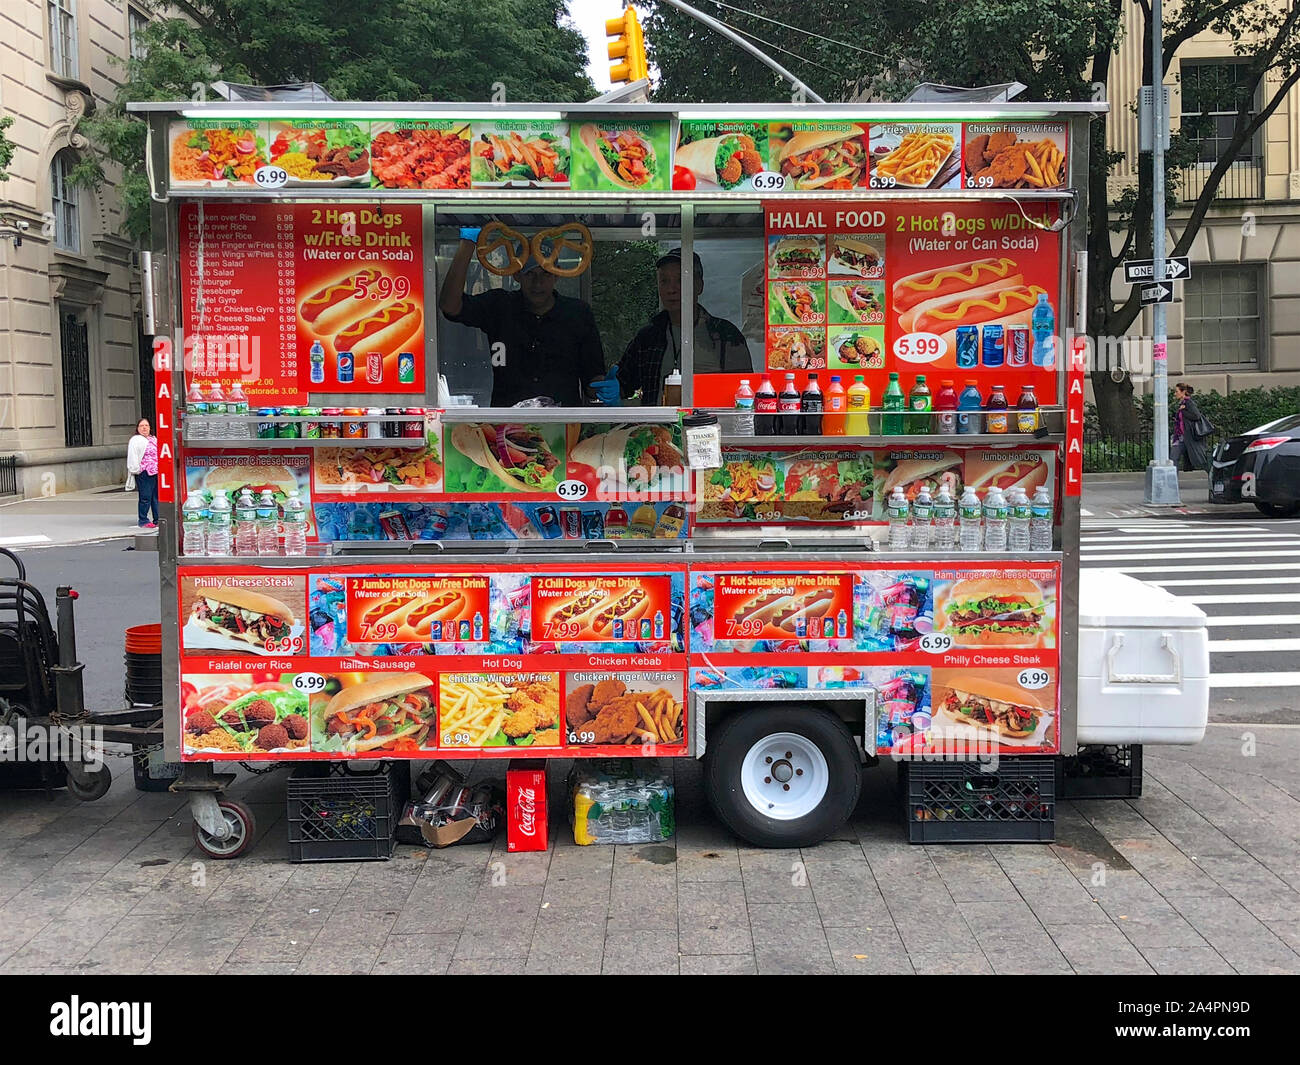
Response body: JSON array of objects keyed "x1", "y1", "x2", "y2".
[
  {"x1": 437, "y1": 673, "x2": 561, "y2": 748},
  {"x1": 870, "y1": 125, "x2": 959, "y2": 189},
  {"x1": 564, "y1": 674, "x2": 686, "y2": 746}
]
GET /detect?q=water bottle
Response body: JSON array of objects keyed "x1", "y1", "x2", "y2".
[
  {"x1": 309, "y1": 340, "x2": 326, "y2": 385},
  {"x1": 256, "y1": 489, "x2": 280, "y2": 556},
  {"x1": 227, "y1": 380, "x2": 250, "y2": 439},
  {"x1": 732, "y1": 379, "x2": 755, "y2": 437},
  {"x1": 207, "y1": 492, "x2": 232, "y2": 557},
  {"x1": 186, "y1": 381, "x2": 208, "y2": 441},
  {"x1": 933, "y1": 485, "x2": 956, "y2": 551},
  {"x1": 181, "y1": 493, "x2": 206, "y2": 556},
  {"x1": 911, "y1": 486, "x2": 933, "y2": 550},
  {"x1": 958, "y1": 486, "x2": 983, "y2": 551},
  {"x1": 1031, "y1": 292, "x2": 1056, "y2": 368},
  {"x1": 1008, "y1": 487, "x2": 1032, "y2": 553},
  {"x1": 886, "y1": 487, "x2": 910, "y2": 551},
  {"x1": 234, "y1": 489, "x2": 259, "y2": 555},
  {"x1": 1030, "y1": 485, "x2": 1053, "y2": 551},
  {"x1": 207, "y1": 382, "x2": 227, "y2": 439},
  {"x1": 283, "y1": 489, "x2": 308, "y2": 556},
  {"x1": 983, "y1": 487, "x2": 1008, "y2": 552}
]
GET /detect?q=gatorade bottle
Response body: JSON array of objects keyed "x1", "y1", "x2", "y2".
[
  {"x1": 800, "y1": 373, "x2": 823, "y2": 435},
  {"x1": 957, "y1": 381, "x2": 983, "y2": 434},
  {"x1": 778, "y1": 373, "x2": 801, "y2": 435},
  {"x1": 985, "y1": 384, "x2": 1010, "y2": 434},
  {"x1": 906, "y1": 374, "x2": 931, "y2": 435},
  {"x1": 1016, "y1": 383, "x2": 1040, "y2": 433},
  {"x1": 881, "y1": 372, "x2": 905, "y2": 435},
  {"x1": 1031, "y1": 292, "x2": 1056, "y2": 367},
  {"x1": 845, "y1": 375, "x2": 871, "y2": 436},
  {"x1": 755, "y1": 375, "x2": 778, "y2": 435},
  {"x1": 824, "y1": 375, "x2": 847, "y2": 436},
  {"x1": 934, "y1": 379, "x2": 958, "y2": 434}
]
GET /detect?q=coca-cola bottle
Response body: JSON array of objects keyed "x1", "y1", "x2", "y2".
[
  {"x1": 755, "y1": 374, "x2": 778, "y2": 435},
  {"x1": 800, "y1": 373, "x2": 824, "y2": 435},
  {"x1": 778, "y1": 373, "x2": 801, "y2": 435}
]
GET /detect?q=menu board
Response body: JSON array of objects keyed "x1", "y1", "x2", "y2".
[
  {"x1": 698, "y1": 444, "x2": 1055, "y2": 524},
  {"x1": 689, "y1": 560, "x2": 1061, "y2": 756},
  {"x1": 177, "y1": 562, "x2": 689, "y2": 761},
  {"x1": 179, "y1": 202, "x2": 426, "y2": 402},
  {"x1": 184, "y1": 450, "x2": 316, "y2": 539}
]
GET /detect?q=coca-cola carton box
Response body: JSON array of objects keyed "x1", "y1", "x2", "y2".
[{"x1": 506, "y1": 761, "x2": 548, "y2": 852}]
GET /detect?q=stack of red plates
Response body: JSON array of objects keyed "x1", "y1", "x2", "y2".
[
  {"x1": 124, "y1": 624, "x2": 162, "y2": 655},
  {"x1": 124, "y1": 624, "x2": 163, "y2": 706}
]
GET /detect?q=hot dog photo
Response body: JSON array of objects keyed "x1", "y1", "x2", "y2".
[
  {"x1": 530, "y1": 576, "x2": 672, "y2": 645},
  {"x1": 712, "y1": 572, "x2": 854, "y2": 644},
  {"x1": 345, "y1": 576, "x2": 489, "y2": 645}
]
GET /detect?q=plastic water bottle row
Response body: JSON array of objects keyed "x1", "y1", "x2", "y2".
[
  {"x1": 182, "y1": 487, "x2": 308, "y2": 557},
  {"x1": 886, "y1": 484, "x2": 1052, "y2": 552},
  {"x1": 186, "y1": 381, "x2": 251, "y2": 440}
]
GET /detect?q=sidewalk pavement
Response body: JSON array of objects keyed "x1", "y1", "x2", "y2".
[
  {"x1": 1082, "y1": 470, "x2": 1260, "y2": 520},
  {"x1": 0, "y1": 486, "x2": 149, "y2": 549},
  {"x1": 1, "y1": 727, "x2": 1297, "y2": 975}
]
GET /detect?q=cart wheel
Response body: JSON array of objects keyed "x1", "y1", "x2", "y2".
[
  {"x1": 65, "y1": 764, "x2": 112, "y2": 802},
  {"x1": 193, "y1": 801, "x2": 255, "y2": 859},
  {"x1": 704, "y1": 705, "x2": 861, "y2": 848}
]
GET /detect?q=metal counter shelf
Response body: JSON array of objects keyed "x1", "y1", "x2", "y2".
[
  {"x1": 719, "y1": 433, "x2": 1064, "y2": 447},
  {"x1": 437, "y1": 406, "x2": 681, "y2": 423}
]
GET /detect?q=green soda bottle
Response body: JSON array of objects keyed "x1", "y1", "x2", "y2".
[{"x1": 881, "y1": 372, "x2": 905, "y2": 435}]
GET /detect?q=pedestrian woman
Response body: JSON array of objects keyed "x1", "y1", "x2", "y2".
[
  {"x1": 127, "y1": 418, "x2": 159, "y2": 529},
  {"x1": 1171, "y1": 383, "x2": 1210, "y2": 472}
]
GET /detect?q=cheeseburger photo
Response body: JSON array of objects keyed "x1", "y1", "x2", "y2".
[{"x1": 936, "y1": 577, "x2": 1050, "y2": 648}]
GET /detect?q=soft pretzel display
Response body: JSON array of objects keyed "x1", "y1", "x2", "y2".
[
  {"x1": 475, "y1": 220, "x2": 529, "y2": 276},
  {"x1": 531, "y1": 222, "x2": 593, "y2": 277}
]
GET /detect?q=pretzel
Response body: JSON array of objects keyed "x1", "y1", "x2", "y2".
[
  {"x1": 475, "y1": 221, "x2": 529, "y2": 276},
  {"x1": 531, "y1": 222, "x2": 593, "y2": 278}
]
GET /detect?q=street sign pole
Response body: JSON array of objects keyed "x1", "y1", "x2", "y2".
[{"x1": 1145, "y1": 0, "x2": 1181, "y2": 505}]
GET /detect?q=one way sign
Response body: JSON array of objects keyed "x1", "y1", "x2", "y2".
[
  {"x1": 1140, "y1": 282, "x2": 1174, "y2": 305},
  {"x1": 1125, "y1": 256, "x2": 1191, "y2": 283}
]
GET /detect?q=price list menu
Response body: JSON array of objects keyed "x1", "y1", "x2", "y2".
[{"x1": 180, "y1": 202, "x2": 305, "y2": 404}]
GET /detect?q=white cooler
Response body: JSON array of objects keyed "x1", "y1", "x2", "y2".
[{"x1": 1076, "y1": 570, "x2": 1209, "y2": 745}]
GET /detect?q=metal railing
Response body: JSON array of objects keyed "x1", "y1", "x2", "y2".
[
  {"x1": 1178, "y1": 158, "x2": 1263, "y2": 203},
  {"x1": 0, "y1": 456, "x2": 16, "y2": 497},
  {"x1": 1083, "y1": 430, "x2": 1223, "y2": 473}
]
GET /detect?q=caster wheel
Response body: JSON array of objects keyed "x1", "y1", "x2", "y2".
[
  {"x1": 66, "y1": 764, "x2": 112, "y2": 801},
  {"x1": 193, "y1": 800, "x2": 255, "y2": 859}
]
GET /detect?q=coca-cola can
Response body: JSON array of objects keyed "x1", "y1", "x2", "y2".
[
  {"x1": 1006, "y1": 324, "x2": 1030, "y2": 367},
  {"x1": 506, "y1": 761, "x2": 547, "y2": 852},
  {"x1": 421, "y1": 772, "x2": 458, "y2": 807},
  {"x1": 366, "y1": 351, "x2": 383, "y2": 384}
]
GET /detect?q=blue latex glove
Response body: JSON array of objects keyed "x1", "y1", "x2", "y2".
[
  {"x1": 589, "y1": 363, "x2": 621, "y2": 406},
  {"x1": 459, "y1": 226, "x2": 481, "y2": 243}
]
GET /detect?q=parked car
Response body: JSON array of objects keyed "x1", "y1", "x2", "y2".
[{"x1": 1208, "y1": 413, "x2": 1300, "y2": 517}]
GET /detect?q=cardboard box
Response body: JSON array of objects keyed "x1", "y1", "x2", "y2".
[{"x1": 506, "y1": 761, "x2": 548, "y2": 852}]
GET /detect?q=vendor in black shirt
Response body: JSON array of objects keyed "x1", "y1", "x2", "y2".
[
  {"x1": 439, "y1": 228, "x2": 617, "y2": 406},
  {"x1": 621, "y1": 248, "x2": 753, "y2": 405}
]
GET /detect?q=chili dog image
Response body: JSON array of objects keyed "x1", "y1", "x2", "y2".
[
  {"x1": 331, "y1": 298, "x2": 423, "y2": 358},
  {"x1": 549, "y1": 588, "x2": 610, "y2": 624},
  {"x1": 590, "y1": 587, "x2": 651, "y2": 635},
  {"x1": 891, "y1": 257, "x2": 1022, "y2": 317},
  {"x1": 360, "y1": 594, "x2": 421, "y2": 628},
  {"x1": 404, "y1": 592, "x2": 468, "y2": 631},
  {"x1": 299, "y1": 268, "x2": 385, "y2": 336},
  {"x1": 770, "y1": 589, "x2": 836, "y2": 633}
]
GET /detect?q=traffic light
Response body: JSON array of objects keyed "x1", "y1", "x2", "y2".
[{"x1": 606, "y1": 6, "x2": 648, "y2": 85}]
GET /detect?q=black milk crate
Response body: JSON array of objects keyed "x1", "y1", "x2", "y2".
[
  {"x1": 287, "y1": 762, "x2": 408, "y2": 863},
  {"x1": 903, "y1": 757, "x2": 1056, "y2": 844},
  {"x1": 1059, "y1": 745, "x2": 1143, "y2": 799}
]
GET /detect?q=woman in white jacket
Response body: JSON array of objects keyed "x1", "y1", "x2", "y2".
[{"x1": 126, "y1": 418, "x2": 159, "y2": 529}]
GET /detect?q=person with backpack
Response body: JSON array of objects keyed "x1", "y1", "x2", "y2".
[{"x1": 1172, "y1": 383, "x2": 1213, "y2": 472}]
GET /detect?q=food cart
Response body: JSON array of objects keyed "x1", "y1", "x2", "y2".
[{"x1": 132, "y1": 98, "x2": 1100, "y2": 855}]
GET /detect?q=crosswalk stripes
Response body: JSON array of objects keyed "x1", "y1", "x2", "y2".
[{"x1": 1079, "y1": 518, "x2": 1300, "y2": 691}]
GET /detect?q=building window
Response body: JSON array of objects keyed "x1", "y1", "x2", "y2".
[
  {"x1": 1181, "y1": 60, "x2": 1259, "y2": 162},
  {"x1": 128, "y1": 6, "x2": 149, "y2": 61},
  {"x1": 47, "y1": 0, "x2": 78, "y2": 79},
  {"x1": 1183, "y1": 264, "x2": 1263, "y2": 370},
  {"x1": 51, "y1": 151, "x2": 81, "y2": 252}
]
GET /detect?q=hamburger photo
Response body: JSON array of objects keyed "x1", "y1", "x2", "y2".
[
  {"x1": 201, "y1": 463, "x2": 300, "y2": 513},
  {"x1": 771, "y1": 238, "x2": 823, "y2": 275},
  {"x1": 188, "y1": 586, "x2": 296, "y2": 650},
  {"x1": 937, "y1": 577, "x2": 1049, "y2": 648},
  {"x1": 934, "y1": 676, "x2": 1053, "y2": 742}
]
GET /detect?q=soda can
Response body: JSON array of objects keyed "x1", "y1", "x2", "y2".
[
  {"x1": 402, "y1": 408, "x2": 426, "y2": 438},
  {"x1": 581, "y1": 509, "x2": 605, "y2": 539},
  {"x1": 384, "y1": 407, "x2": 403, "y2": 438},
  {"x1": 277, "y1": 408, "x2": 300, "y2": 438},
  {"x1": 981, "y1": 324, "x2": 1005, "y2": 367},
  {"x1": 337, "y1": 352, "x2": 354, "y2": 383},
  {"x1": 256, "y1": 408, "x2": 278, "y2": 438},
  {"x1": 429, "y1": 620, "x2": 442, "y2": 641},
  {"x1": 301, "y1": 407, "x2": 321, "y2": 439},
  {"x1": 366, "y1": 407, "x2": 384, "y2": 439},
  {"x1": 535, "y1": 506, "x2": 562, "y2": 539},
  {"x1": 559, "y1": 506, "x2": 582, "y2": 539},
  {"x1": 398, "y1": 352, "x2": 415, "y2": 384},
  {"x1": 458, "y1": 619, "x2": 471, "y2": 641},
  {"x1": 955, "y1": 325, "x2": 979, "y2": 369},
  {"x1": 443, "y1": 785, "x2": 473, "y2": 817},
  {"x1": 1005, "y1": 325, "x2": 1030, "y2": 368},
  {"x1": 422, "y1": 772, "x2": 458, "y2": 807},
  {"x1": 426, "y1": 506, "x2": 449, "y2": 540},
  {"x1": 366, "y1": 352, "x2": 383, "y2": 384}
]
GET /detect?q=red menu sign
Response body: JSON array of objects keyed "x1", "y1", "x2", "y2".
[{"x1": 179, "y1": 203, "x2": 425, "y2": 403}]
